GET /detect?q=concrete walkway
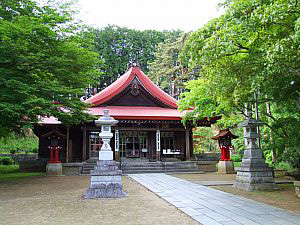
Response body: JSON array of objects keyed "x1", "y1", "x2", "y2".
[
  {"x1": 128, "y1": 173, "x2": 300, "y2": 225},
  {"x1": 192, "y1": 180, "x2": 293, "y2": 186}
]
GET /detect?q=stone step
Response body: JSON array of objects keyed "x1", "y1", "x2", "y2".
[
  {"x1": 121, "y1": 162, "x2": 196, "y2": 167},
  {"x1": 121, "y1": 163, "x2": 163, "y2": 166},
  {"x1": 82, "y1": 161, "x2": 199, "y2": 174},
  {"x1": 123, "y1": 168, "x2": 200, "y2": 174},
  {"x1": 122, "y1": 166, "x2": 164, "y2": 170},
  {"x1": 82, "y1": 162, "x2": 97, "y2": 175}
]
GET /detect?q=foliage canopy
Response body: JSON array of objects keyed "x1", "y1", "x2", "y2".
[
  {"x1": 179, "y1": 0, "x2": 300, "y2": 168},
  {"x1": 0, "y1": 0, "x2": 101, "y2": 136},
  {"x1": 88, "y1": 25, "x2": 182, "y2": 94}
]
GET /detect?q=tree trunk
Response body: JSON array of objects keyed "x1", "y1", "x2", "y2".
[{"x1": 266, "y1": 99, "x2": 276, "y2": 164}]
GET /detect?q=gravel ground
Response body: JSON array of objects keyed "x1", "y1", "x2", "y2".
[{"x1": 0, "y1": 175, "x2": 199, "y2": 225}]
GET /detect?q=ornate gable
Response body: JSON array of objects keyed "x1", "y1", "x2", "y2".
[{"x1": 85, "y1": 66, "x2": 178, "y2": 109}]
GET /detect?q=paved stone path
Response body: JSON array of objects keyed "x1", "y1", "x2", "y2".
[
  {"x1": 192, "y1": 180, "x2": 293, "y2": 186},
  {"x1": 128, "y1": 173, "x2": 300, "y2": 225}
]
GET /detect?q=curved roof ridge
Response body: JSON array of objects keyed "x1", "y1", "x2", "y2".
[{"x1": 85, "y1": 66, "x2": 178, "y2": 108}]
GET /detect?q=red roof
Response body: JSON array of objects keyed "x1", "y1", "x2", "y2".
[
  {"x1": 85, "y1": 67, "x2": 178, "y2": 108},
  {"x1": 88, "y1": 106, "x2": 183, "y2": 120},
  {"x1": 38, "y1": 108, "x2": 221, "y2": 124},
  {"x1": 38, "y1": 66, "x2": 221, "y2": 125},
  {"x1": 212, "y1": 128, "x2": 238, "y2": 140},
  {"x1": 38, "y1": 106, "x2": 183, "y2": 124}
]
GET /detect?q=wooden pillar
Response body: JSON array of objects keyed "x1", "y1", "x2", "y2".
[
  {"x1": 185, "y1": 128, "x2": 191, "y2": 161},
  {"x1": 82, "y1": 126, "x2": 87, "y2": 162},
  {"x1": 66, "y1": 126, "x2": 69, "y2": 163},
  {"x1": 68, "y1": 140, "x2": 72, "y2": 162},
  {"x1": 115, "y1": 129, "x2": 120, "y2": 161},
  {"x1": 156, "y1": 128, "x2": 161, "y2": 161}
]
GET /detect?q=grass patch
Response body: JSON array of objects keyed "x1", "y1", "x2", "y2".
[
  {"x1": 0, "y1": 165, "x2": 44, "y2": 182},
  {"x1": 0, "y1": 133, "x2": 38, "y2": 154},
  {"x1": 0, "y1": 165, "x2": 19, "y2": 173}
]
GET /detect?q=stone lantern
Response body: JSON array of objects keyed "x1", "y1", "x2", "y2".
[
  {"x1": 85, "y1": 109, "x2": 126, "y2": 198},
  {"x1": 212, "y1": 128, "x2": 237, "y2": 174},
  {"x1": 233, "y1": 118, "x2": 277, "y2": 191},
  {"x1": 95, "y1": 109, "x2": 118, "y2": 160}
]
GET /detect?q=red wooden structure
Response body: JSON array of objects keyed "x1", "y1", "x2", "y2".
[
  {"x1": 48, "y1": 136, "x2": 62, "y2": 163},
  {"x1": 212, "y1": 128, "x2": 238, "y2": 161}
]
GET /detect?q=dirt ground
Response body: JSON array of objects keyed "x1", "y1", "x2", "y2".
[
  {"x1": 172, "y1": 173, "x2": 237, "y2": 182},
  {"x1": 0, "y1": 175, "x2": 199, "y2": 225},
  {"x1": 172, "y1": 172, "x2": 300, "y2": 214}
]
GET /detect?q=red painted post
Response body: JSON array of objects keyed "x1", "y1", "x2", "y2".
[
  {"x1": 220, "y1": 146, "x2": 224, "y2": 161},
  {"x1": 220, "y1": 146, "x2": 230, "y2": 161},
  {"x1": 49, "y1": 149, "x2": 53, "y2": 162},
  {"x1": 48, "y1": 147, "x2": 61, "y2": 163},
  {"x1": 55, "y1": 147, "x2": 59, "y2": 162}
]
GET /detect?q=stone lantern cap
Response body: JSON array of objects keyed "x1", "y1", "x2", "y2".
[
  {"x1": 239, "y1": 118, "x2": 264, "y2": 128},
  {"x1": 95, "y1": 109, "x2": 118, "y2": 127}
]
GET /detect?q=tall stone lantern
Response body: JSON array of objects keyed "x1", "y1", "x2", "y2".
[
  {"x1": 233, "y1": 118, "x2": 277, "y2": 191},
  {"x1": 85, "y1": 109, "x2": 126, "y2": 198},
  {"x1": 95, "y1": 109, "x2": 118, "y2": 160}
]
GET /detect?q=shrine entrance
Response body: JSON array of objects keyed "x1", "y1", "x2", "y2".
[
  {"x1": 89, "y1": 131, "x2": 101, "y2": 159},
  {"x1": 119, "y1": 131, "x2": 148, "y2": 159}
]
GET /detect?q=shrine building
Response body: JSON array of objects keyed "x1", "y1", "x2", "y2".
[{"x1": 33, "y1": 66, "x2": 219, "y2": 174}]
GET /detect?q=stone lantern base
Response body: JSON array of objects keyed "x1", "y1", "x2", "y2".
[
  {"x1": 217, "y1": 160, "x2": 235, "y2": 174},
  {"x1": 233, "y1": 159, "x2": 277, "y2": 191},
  {"x1": 46, "y1": 163, "x2": 62, "y2": 176},
  {"x1": 85, "y1": 160, "x2": 127, "y2": 198}
]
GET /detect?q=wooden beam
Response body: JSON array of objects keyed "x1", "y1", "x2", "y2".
[
  {"x1": 85, "y1": 127, "x2": 186, "y2": 132},
  {"x1": 82, "y1": 126, "x2": 87, "y2": 162},
  {"x1": 66, "y1": 126, "x2": 69, "y2": 163}
]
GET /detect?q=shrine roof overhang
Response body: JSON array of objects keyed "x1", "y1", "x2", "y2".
[
  {"x1": 87, "y1": 106, "x2": 183, "y2": 120},
  {"x1": 37, "y1": 106, "x2": 221, "y2": 126},
  {"x1": 84, "y1": 67, "x2": 178, "y2": 109},
  {"x1": 211, "y1": 128, "x2": 238, "y2": 140}
]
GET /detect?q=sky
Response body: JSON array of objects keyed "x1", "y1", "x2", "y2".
[{"x1": 76, "y1": 0, "x2": 224, "y2": 32}]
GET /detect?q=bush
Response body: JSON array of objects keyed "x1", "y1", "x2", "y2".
[
  {"x1": 0, "y1": 133, "x2": 38, "y2": 154},
  {"x1": 32, "y1": 148, "x2": 38, "y2": 153},
  {"x1": 275, "y1": 162, "x2": 294, "y2": 171},
  {"x1": 10, "y1": 149, "x2": 16, "y2": 154},
  {"x1": 0, "y1": 156, "x2": 15, "y2": 165},
  {"x1": 231, "y1": 154, "x2": 242, "y2": 162}
]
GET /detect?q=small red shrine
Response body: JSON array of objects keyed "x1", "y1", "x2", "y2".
[
  {"x1": 212, "y1": 128, "x2": 238, "y2": 161},
  {"x1": 212, "y1": 128, "x2": 237, "y2": 174},
  {"x1": 33, "y1": 66, "x2": 220, "y2": 174}
]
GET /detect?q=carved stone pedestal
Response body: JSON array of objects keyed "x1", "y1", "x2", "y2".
[{"x1": 85, "y1": 160, "x2": 127, "y2": 199}]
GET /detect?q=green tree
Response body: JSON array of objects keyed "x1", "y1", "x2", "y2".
[
  {"x1": 0, "y1": 0, "x2": 101, "y2": 136},
  {"x1": 89, "y1": 25, "x2": 182, "y2": 94},
  {"x1": 179, "y1": 0, "x2": 300, "y2": 169},
  {"x1": 148, "y1": 33, "x2": 196, "y2": 98}
]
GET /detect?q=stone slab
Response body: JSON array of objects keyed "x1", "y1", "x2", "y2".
[
  {"x1": 46, "y1": 163, "x2": 62, "y2": 176},
  {"x1": 193, "y1": 215, "x2": 223, "y2": 225},
  {"x1": 129, "y1": 174, "x2": 300, "y2": 225},
  {"x1": 218, "y1": 161, "x2": 235, "y2": 174}
]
